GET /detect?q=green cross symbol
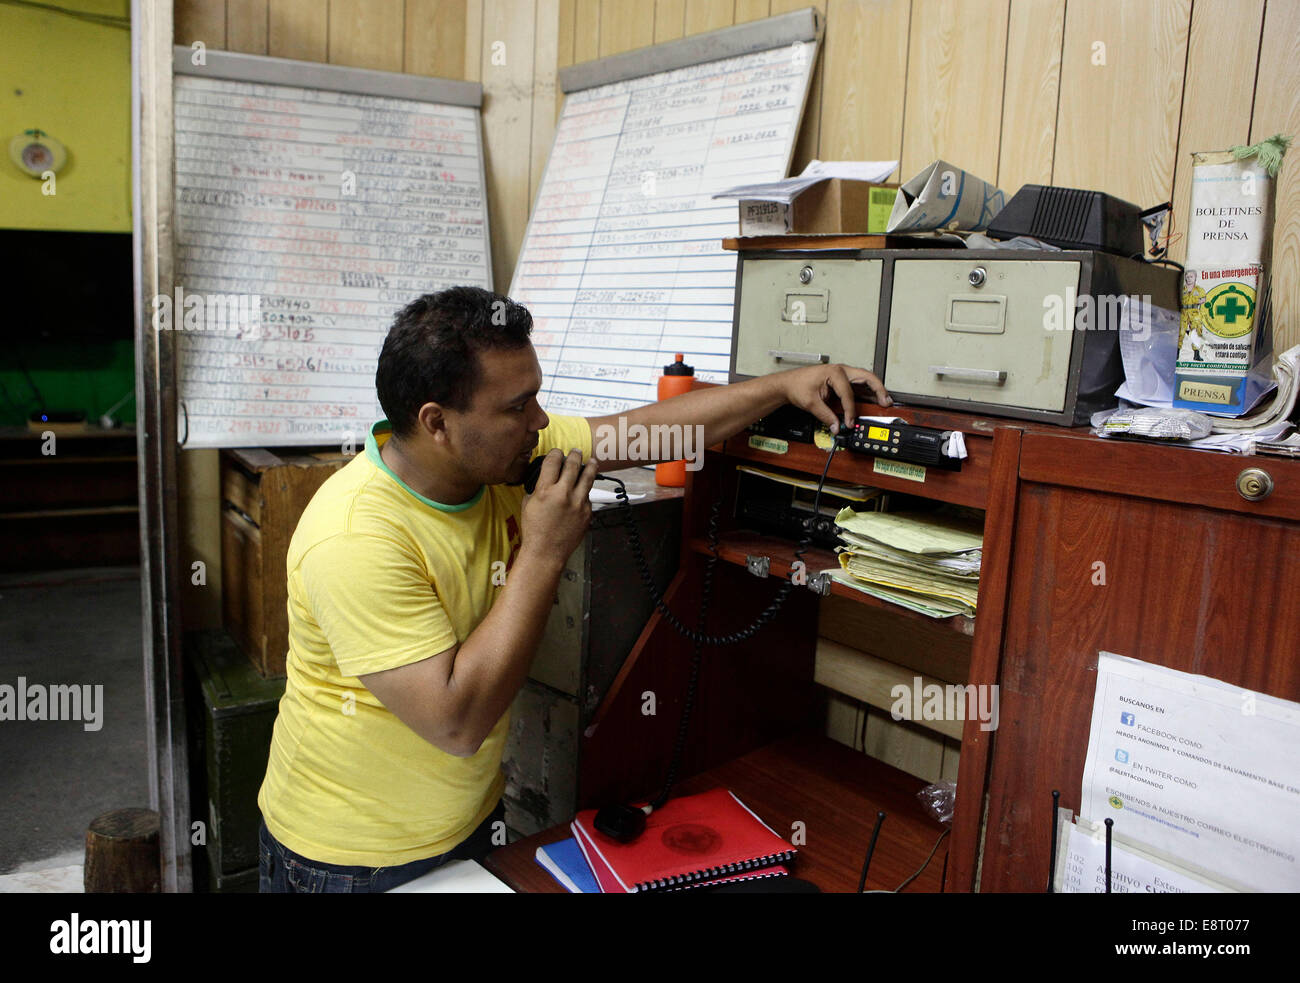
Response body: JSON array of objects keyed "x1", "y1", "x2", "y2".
[{"x1": 1215, "y1": 294, "x2": 1249, "y2": 323}]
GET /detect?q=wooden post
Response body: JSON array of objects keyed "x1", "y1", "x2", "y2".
[{"x1": 84, "y1": 808, "x2": 161, "y2": 893}]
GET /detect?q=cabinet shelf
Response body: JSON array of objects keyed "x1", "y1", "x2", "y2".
[{"x1": 688, "y1": 529, "x2": 977, "y2": 636}]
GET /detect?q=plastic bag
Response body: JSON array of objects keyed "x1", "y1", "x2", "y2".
[{"x1": 917, "y1": 780, "x2": 956, "y2": 825}]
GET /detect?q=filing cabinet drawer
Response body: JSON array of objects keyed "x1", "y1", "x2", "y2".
[
  {"x1": 886, "y1": 259, "x2": 1080, "y2": 412},
  {"x1": 735, "y1": 256, "x2": 882, "y2": 377}
]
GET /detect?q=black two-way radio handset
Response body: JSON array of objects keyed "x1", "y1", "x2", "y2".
[{"x1": 517, "y1": 452, "x2": 617, "y2": 495}]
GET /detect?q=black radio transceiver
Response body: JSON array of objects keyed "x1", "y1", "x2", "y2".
[{"x1": 844, "y1": 420, "x2": 961, "y2": 470}]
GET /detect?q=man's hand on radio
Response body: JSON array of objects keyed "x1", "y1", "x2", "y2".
[
  {"x1": 782, "y1": 364, "x2": 891, "y2": 434},
  {"x1": 521, "y1": 448, "x2": 597, "y2": 564}
]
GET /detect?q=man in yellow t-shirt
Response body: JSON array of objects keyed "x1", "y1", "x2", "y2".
[{"x1": 257, "y1": 285, "x2": 890, "y2": 892}]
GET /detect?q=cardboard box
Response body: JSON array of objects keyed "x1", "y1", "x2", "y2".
[{"x1": 739, "y1": 179, "x2": 898, "y2": 236}]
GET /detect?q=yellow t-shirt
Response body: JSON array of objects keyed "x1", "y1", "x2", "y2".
[{"x1": 257, "y1": 415, "x2": 593, "y2": 867}]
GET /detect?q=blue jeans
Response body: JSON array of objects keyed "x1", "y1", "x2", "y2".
[{"x1": 258, "y1": 802, "x2": 506, "y2": 893}]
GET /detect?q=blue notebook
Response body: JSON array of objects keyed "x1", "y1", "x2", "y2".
[{"x1": 535, "y1": 837, "x2": 600, "y2": 894}]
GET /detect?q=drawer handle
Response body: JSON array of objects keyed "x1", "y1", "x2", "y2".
[
  {"x1": 930, "y1": 365, "x2": 1008, "y2": 385},
  {"x1": 768, "y1": 350, "x2": 829, "y2": 364},
  {"x1": 1236, "y1": 467, "x2": 1274, "y2": 502}
]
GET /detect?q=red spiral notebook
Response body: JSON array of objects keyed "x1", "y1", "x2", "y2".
[{"x1": 569, "y1": 787, "x2": 796, "y2": 893}]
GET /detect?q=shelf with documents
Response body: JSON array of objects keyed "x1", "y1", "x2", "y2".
[
  {"x1": 562, "y1": 402, "x2": 1021, "y2": 895},
  {"x1": 685, "y1": 530, "x2": 977, "y2": 636}
]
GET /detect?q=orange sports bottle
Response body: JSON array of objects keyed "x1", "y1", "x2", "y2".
[{"x1": 655, "y1": 353, "x2": 694, "y2": 487}]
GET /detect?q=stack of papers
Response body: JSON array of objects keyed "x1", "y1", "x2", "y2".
[{"x1": 825, "y1": 508, "x2": 983, "y2": 618}]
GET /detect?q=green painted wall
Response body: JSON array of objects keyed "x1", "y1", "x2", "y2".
[{"x1": 0, "y1": 0, "x2": 134, "y2": 427}]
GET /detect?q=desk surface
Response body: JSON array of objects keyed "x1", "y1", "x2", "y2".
[{"x1": 485, "y1": 732, "x2": 950, "y2": 893}]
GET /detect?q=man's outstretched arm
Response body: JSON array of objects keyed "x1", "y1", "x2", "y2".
[{"x1": 587, "y1": 363, "x2": 890, "y2": 471}]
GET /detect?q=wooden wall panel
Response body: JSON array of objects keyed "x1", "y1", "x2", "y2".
[
  {"x1": 480, "y1": 0, "x2": 538, "y2": 289},
  {"x1": 1053, "y1": 0, "x2": 1191, "y2": 210},
  {"x1": 771, "y1": 0, "x2": 826, "y2": 174},
  {"x1": 405, "y1": 0, "x2": 469, "y2": 78},
  {"x1": 599, "y1": 0, "x2": 656, "y2": 56},
  {"x1": 997, "y1": 0, "x2": 1064, "y2": 194},
  {"x1": 574, "y1": 0, "x2": 601, "y2": 62},
  {"x1": 864, "y1": 707, "x2": 945, "y2": 782},
  {"x1": 654, "y1": 0, "x2": 687, "y2": 42},
  {"x1": 464, "y1": 0, "x2": 483, "y2": 82},
  {"x1": 226, "y1": 0, "x2": 267, "y2": 54},
  {"x1": 328, "y1": 0, "x2": 405, "y2": 71},
  {"x1": 900, "y1": 0, "x2": 1008, "y2": 182},
  {"x1": 174, "y1": 0, "x2": 224, "y2": 47},
  {"x1": 268, "y1": 0, "x2": 326, "y2": 61},
  {"x1": 685, "y1": 0, "x2": 735, "y2": 35},
  {"x1": 817, "y1": 0, "x2": 909, "y2": 171},
  {"x1": 1251, "y1": 0, "x2": 1300, "y2": 355},
  {"x1": 825, "y1": 690, "x2": 864, "y2": 749},
  {"x1": 556, "y1": 0, "x2": 576, "y2": 120},
  {"x1": 1168, "y1": 0, "x2": 1264, "y2": 266},
  {"x1": 735, "y1": 0, "x2": 770, "y2": 22},
  {"x1": 531, "y1": 0, "x2": 563, "y2": 202},
  {"x1": 558, "y1": 0, "x2": 577, "y2": 67}
]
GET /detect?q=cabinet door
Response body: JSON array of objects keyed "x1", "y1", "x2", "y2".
[{"x1": 979, "y1": 434, "x2": 1300, "y2": 892}]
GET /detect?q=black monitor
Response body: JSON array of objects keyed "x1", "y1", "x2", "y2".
[{"x1": 1, "y1": 228, "x2": 134, "y2": 341}]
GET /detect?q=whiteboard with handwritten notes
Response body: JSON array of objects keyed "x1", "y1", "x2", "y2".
[
  {"x1": 509, "y1": 10, "x2": 821, "y2": 417},
  {"x1": 172, "y1": 49, "x2": 490, "y2": 448}
]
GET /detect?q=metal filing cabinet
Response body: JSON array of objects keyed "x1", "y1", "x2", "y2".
[
  {"x1": 501, "y1": 468, "x2": 682, "y2": 837},
  {"x1": 888, "y1": 257, "x2": 1081, "y2": 415},
  {"x1": 730, "y1": 246, "x2": 1179, "y2": 426},
  {"x1": 885, "y1": 250, "x2": 1179, "y2": 425},
  {"x1": 731, "y1": 253, "x2": 884, "y2": 377}
]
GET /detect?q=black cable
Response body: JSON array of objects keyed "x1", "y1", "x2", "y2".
[
  {"x1": 1129, "y1": 252, "x2": 1185, "y2": 274},
  {"x1": 892, "y1": 828, "x2": 950, "y2": 892},
  {"x1": 647, "y1": 499, "x2": 717, "y2": 810},
  {"x1": 608, "y1": 440, "x2": 841, "y2": 811},
  {"x1": 607, "y1": 441, "x2": 837, "y2": 647}
]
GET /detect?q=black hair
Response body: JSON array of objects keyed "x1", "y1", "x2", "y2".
[{"x1": 376, "y1": 286, "x2": 533, "y2": 437}]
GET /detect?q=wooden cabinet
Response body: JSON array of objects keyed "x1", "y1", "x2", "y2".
[
  {"x1": 571, "y1": 404, "x2": 1018, "y2": 890},
  {"x1": 0, "y1": 427, "x2": 139, "y2": 571},
  {"x1": 563, "y1": 407, "x2": 1300, "y2": 893},
  {"x1": 219, "y1": 447, "x2": 349, "y2": 677},
  {"x1": 972, "y1": 432, "x2": 1300, "y2": 892}
]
